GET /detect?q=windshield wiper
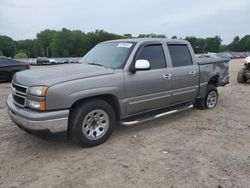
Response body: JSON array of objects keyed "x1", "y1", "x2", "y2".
[
  {"x1": 87, "y1": 62, "x2": 110, "y2": 69},
  {"x1": 87, "y1": 62, "x2": 105, "y2": 67}
]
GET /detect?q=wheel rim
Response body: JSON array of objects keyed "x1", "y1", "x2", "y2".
[
  {"x1": 206, "y1": 91, "x2": 217, "y2": 108},
  {"x1": 82, "y1": 109, "x2": 110, "y2": 140}
]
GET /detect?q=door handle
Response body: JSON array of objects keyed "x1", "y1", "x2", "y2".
[
  {"x1": 189, "y1": 71, "x2": 197, "y2": 76},
  {"x1": 163, "y1": 74, "x2": 172, "y2": 80}
]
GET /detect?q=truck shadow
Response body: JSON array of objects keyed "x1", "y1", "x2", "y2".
[{"x1": 10, "y1": 109, "x2": 196, "y2": 153}]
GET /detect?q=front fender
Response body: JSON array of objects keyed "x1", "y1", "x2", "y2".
[{"x1": 45, "y1": 72, "x2": 125, "y2": 110}]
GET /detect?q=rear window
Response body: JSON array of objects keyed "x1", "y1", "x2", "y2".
[{"x1": 168, "y1": 44, "x2": 193, "y2": 67}]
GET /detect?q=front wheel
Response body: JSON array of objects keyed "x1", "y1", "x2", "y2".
[{"x1": 69, "y1": 99, "x2": 116, "y2": 147}]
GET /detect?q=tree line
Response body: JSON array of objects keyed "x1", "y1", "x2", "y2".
[{"x1": 0, "y1": 28, "x2": 249, "y2": 58}]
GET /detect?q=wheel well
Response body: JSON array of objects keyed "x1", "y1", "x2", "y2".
[
  {"x1": 208, "y1": 75, "x2": 219, "y2": 86},
  {"x1": 70, "y1": 94, "x2": 121, "y2": 119}
]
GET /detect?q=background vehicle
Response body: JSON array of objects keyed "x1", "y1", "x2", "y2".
[
  {"x1": 237, "y1": 57, "x2": 250, "y2": 83},
  {"x1": 232, "y1": 54, "x2": 241, "y2": 59},
  {"x1": 7, "y1": 39, "x2": 229, "y2": 147},
  {"x1": 29, "y1": 58, "x2": 37, "y2": 65},
  {"x1": 49, "y1": 59, "x2": 57, "y2": 64},
  {"x1": 0, "y1": 57, "x2": 30, "y2": 82},
  {"x1": 36, "y1": 57, "x2": 50, "y2": 65}
]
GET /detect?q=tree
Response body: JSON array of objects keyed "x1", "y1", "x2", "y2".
[
  {"x1": 238, "y1": 35, "x2": 250, "y2": 51},
  {"x1": 171, "y1": 36, "x2": 177, "y2": 39},
  {"x1": 185, "y1": 36, "x2": 206, "y2": 53},
  {"x1": 0, "y1": 35, "x2": 16, "y2": 57},
  {"x1": 228, "y1": 36, "x2": 240, "y2": 51},
  {"x1": 220, "y1": 45, "x2": 229, "y2": 52},
  {"x1": 1, "y1": 28, "x2": 250, "y2": 57},
  {"x1": 123, "y1": 34, "x2": 132, "y2": 38},
  {"x1": 36, "y1": 29, "x2": 56, "y2": 57},
  {"x1": 17, "y1": 39, "x2": 36, "y2": 57},
  {"x1": 205, "y1": 36, "x2": 222, "y2": 53},
  {"x1": 14, "y1": 52, "x2": 28, "y2": 59}
]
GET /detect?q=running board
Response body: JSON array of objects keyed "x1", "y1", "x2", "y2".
[{"x1": 120, "y1": 104, "x2": 194, "y2": 126}]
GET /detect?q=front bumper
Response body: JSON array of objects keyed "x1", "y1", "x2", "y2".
[{"x1": 6, "y1": 94, "x2": 69, "y2": 140}]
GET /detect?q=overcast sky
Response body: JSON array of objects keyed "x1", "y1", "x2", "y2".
[{"x1": 0, "y1": 0, "x2": 249, "y2": 44}]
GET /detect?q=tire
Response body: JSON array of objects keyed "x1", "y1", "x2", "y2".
[
  {"x1": 69, "y1": 99, "x2": 116, "y2": 147},
  {"x1": 194, "y1": 98, "x2": 206, "y2": 110},
  {"x1": 237, "y1": 68, "x2": 247, "y2": 83},
  {"x1": 194, "y1": 84, "x2": 218, "y2": 110},
  {"x1": 205, "y1": 84, "x2": 218, "y2": 109}
]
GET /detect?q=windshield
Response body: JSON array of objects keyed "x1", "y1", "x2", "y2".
[{"x1": 80, "y1": 42, "x2": 135, "y2": 69}]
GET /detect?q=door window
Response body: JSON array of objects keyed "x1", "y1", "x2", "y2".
[
  {"x1": 136, "y1": 45, "x2": 167, "y2": 69},
  {"x1": 168, "y1": 44, "x2": 193, "y2": 67}
]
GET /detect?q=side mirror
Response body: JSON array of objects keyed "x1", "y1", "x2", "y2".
[{"x1": 134, "y1": 59, "x2": 150, "y2": 71}]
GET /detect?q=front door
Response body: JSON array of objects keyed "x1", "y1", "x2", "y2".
[{"x1": 124, "y1": 44, "x2": 172, "y2": 115}]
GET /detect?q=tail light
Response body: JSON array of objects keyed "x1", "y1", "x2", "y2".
[{"x1": 22, "y1": 64, "x2": 30, "y2": 69}]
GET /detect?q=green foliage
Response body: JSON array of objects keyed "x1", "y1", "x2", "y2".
[
  {"x1": 228, "y1": 36, "x2": 240, "y2": 51},
  {"x1": 123, "y1": 34, "x2": 132, "y2": 38},
  {"x1": 14, "y1": 52, "x2": 28, "y2": 59},
  {"x1": 36, "y1": 29, "x2": 57, "y2": 57},
  {"x1": 185, "y1": 36, "x2": 222, "y2": 53},
  {"x1": 220, "y1": 45, "x2": 229, "y2": 52},
  {"x1": 205, "y1": 36, "x2": 222, "y2": 53},
  {"x1": 0, "y1": 28, "x2": 249, "y2": 57},
  {"x1": 51, "y1": 29, "x2": 121, "y2": 57},
  {"x1": 185, "y1": 37, "x2": 206, "y2": 53},
  {"x1": 238, "y1": 35, "x2": 250, "y2": 51},
  {"x1": 0, "y1": 35, "x2": 16, "y2": 57},
  {"x1": 17, "y1": 39, "x2": 36, "y2": 57}
]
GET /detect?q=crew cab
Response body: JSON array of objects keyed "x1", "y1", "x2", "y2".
[{"x1": 7, "y1": 38, "x2": 229, "y2": 147}]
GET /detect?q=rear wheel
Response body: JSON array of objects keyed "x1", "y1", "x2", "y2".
[
  {"x1": 194, "y1": 84, "x2": 218, "y2": 110},
  {"x1": 69, "y1": 99, "x2": 116, "y2": 147},
  {"x1": 205, "y1": 88, "x2": 218, "y2": 109},
  {"x1": 237, "y1": 68, "x2": 247, "y2": 83}
]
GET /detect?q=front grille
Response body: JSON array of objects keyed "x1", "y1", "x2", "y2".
[
  {"x1": 13, "y1": 95, "x2": 25, "y2": 106},
  {"x1": 11, "y1": 82, "x2": 28, "y2": 107},
  {"x1": 12, "y1": 83, "x2": 27, "y2": 93}
]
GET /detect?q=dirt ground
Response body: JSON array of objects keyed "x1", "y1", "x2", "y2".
[{"x1": 0, "y1": 60, "x2": 249, "y2": 188}]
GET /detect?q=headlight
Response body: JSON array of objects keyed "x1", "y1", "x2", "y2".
[
  {"x1": 27, "y1": 86, "x2": 48, "y2": 111},
  {"x1": 26, "y1": 99, "x2": 46, "y2": 111},
  {"x1": 28, "y1": 86, "x2": 48, "y2": 96}
]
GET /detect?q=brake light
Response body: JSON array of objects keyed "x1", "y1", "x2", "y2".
[{"x1": 22, "y1": 64, "x2": 30, "y2": 69}]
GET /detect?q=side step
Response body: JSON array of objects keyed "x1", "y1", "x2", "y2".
[{"x1": 120, "y1": 104, "x2": 194, "y2": 126}]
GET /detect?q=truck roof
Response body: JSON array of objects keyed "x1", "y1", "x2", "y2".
[{"x1": 102, "y1": 38, "x2": 189, "y2": 45}]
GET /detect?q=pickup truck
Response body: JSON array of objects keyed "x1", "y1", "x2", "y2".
[{"x1": 7, "y1": 38, "x2": 230, "y2": 147}]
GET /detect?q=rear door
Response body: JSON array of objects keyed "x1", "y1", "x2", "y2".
[
  {"x1": 124, "y1": 44, "x2": 172, "y2": 115},
  {"x1": 167, "y1": 44, "x2": 199, "y2": 104}
]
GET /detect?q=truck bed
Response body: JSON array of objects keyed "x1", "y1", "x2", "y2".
[{"x1": 196, "y1": 57, "x2": 230, "y2": 98}]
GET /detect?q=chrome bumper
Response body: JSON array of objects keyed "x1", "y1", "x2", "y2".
[{"x1": 7, "y1": 95, "x2": 69, "y2": 134}]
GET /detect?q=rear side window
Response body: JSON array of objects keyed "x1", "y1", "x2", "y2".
[
  {"x1": 136, "y1": 45, "x2": 167, "y2": 69},
  {"x1": 168, "y1": 44, "x2": 193, "y2": 67}
]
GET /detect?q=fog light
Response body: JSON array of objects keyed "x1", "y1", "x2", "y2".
[{"x1": 26, "y1": 100, "x2": 46, "y2": 111}]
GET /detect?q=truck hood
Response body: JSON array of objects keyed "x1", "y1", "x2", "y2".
[{"x1": 14, "y1": 64, "x2": 115, "y2": 87}]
